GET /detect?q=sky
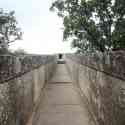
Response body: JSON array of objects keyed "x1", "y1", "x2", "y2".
[{"x1": 1, "y1": 0, "x2": 73, "y2": 54}]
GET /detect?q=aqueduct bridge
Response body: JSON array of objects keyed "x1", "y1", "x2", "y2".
[{"x1": 0, "y1": 51, "x2": 125, "y2": 125}]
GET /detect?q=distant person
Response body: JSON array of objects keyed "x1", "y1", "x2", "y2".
[{"x1": 59, "y1": 54, "x2": 63, "y2": 59}]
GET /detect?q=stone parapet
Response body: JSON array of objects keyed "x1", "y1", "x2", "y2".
[
  {"x1": 0, "y1": 54, "x2": 56, "y2": 83},
  {"x1": 66, "y1": 51, "x2": 125, "y2": 125},
  {"x1": 0, "y1": 54, "x2": 57, "y2": 125},
  {"x1": 66, "y1": 51, "x2": 125, "y2": 80}
]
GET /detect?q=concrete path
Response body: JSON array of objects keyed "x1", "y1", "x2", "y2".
[
  {"x1": 32, "y1": 64, "x2": 90, "y2": 125},
  {"x1": 50, "y1": 64, "x2": 72, "y2": 83}
]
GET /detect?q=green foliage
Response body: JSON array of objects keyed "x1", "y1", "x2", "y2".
[
  {"x1": 50, "y1": 0, "x2": 125, "y2": 53},
  {"x1": 0, "y1": 9, "x2": 22, "y2": 53}
]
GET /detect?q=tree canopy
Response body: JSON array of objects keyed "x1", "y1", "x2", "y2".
[
  {"x1": 50, "y1": 0, "x2": 125, "y2": 53},
  {"x1": 14, "y1": 48, "x2": 27, "y2": 55},
  {"x1": 0, "y1": 9, "x2": 22, "y2": 52}
]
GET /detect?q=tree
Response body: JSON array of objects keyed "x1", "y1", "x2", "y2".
[
  {"x1": 0, "y1": 9, "x2": 22, "y2": 53},
  {"x1": 14, "y1": 48, "x2": 27, "y2": 55},
  {"x1": 50, "y1": 0, "x2": 125, "y2": 53}
]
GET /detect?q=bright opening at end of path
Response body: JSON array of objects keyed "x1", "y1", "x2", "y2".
[{"x1": 1, "y1": 0, "x2": 74, "y2": 54}]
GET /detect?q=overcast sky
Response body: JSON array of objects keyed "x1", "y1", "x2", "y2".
[{"x1": 1, "y1": 0, "x2": 73, "y2": 54}]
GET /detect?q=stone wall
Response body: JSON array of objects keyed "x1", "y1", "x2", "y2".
[
  {"x1": 0, "y1": 54, "x2": 57, "y2": 125},
  {"x1": 66, "y1": 51, "x2": 125, "y2": 125}
]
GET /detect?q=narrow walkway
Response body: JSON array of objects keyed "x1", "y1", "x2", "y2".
[{"x1": 32, "y1": 64, "x2": 90, "y2": 125}]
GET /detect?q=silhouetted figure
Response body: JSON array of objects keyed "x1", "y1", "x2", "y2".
[{"x1": 59, "y1": 54, "x2": 63, "y2": 59}]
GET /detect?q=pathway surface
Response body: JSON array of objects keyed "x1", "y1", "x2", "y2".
[{"x1": 31, "y1": 63, "x2": 90, "y2": 125}]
